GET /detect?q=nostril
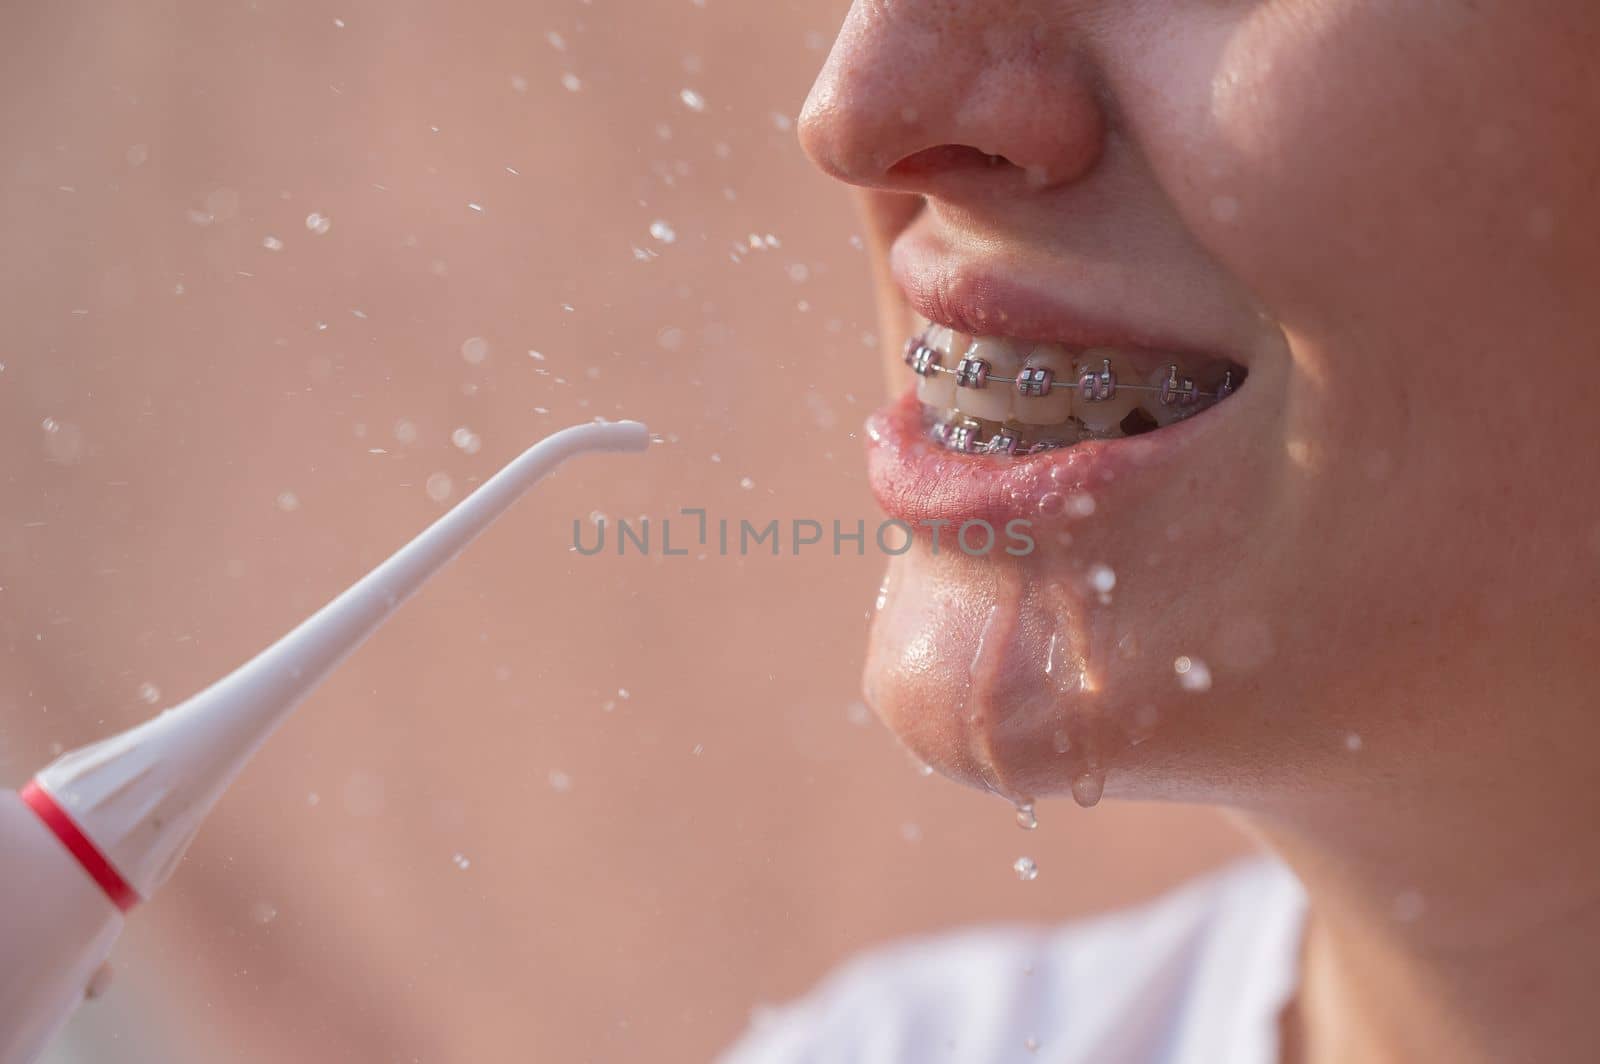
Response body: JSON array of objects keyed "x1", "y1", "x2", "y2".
[{"x1": 888, "y1": 144, "x2": 1017, "y2": 180}]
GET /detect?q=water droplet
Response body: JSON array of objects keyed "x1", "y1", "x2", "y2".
[
  {"x1": 649, "y1": 220, "x2": 677, "y2": 244},
  {"x1": 460, "y1": 336, "x2": 489, "y2": 364},
  {"x1": 262, "y1": 235, "x2": 284, "y2": 251},
  {"x1": 304, "y1": 212, "x2": 332, "y2": 236},
  {"x1": 250, "y1": 901, "x2": 278, "y2": 924},
  {"x1": 451, "y1": 852, "x2": 471, "y2": 870},
  {"x1": 1344, "y1": 732, "x2": 1363, "y2": 752},
  {"x1": 845, "y1": 700, "x2": 871, "y2": 726},
  {"x1": 560, "y1": 72, "x2": 582, "y2": 93},
  {"x1": 450, "y1": 427, "x2": 482, "y2": 454},
  {"x1": 1087, "y1": 564, "x2": 1116, "y2": 594},
  {"x1": 738, "y1": 476, "x2": 754, "y2": 490},
  {"x1": 900, "y1": 822, "x2": 923, "y2": 844},
  {"x1": 137, "y1": 682, "x2": 161, "y2": 705},
  {"x1": 41, "y1": 420, "x2": 84, "y2": 465},
  {"x1": 545, "y1": 30, "x2": 567, "y2": 51},
  {"x1": 1174, "y1": 655, "x2": 1213, "y2": 692},
  {"x1": 1067, "y1": 492, "x2": 1097, "y2": 518},
  {"x1": 425, "y1": 472, "x2": 453, "y2": 502},
  {"x1": 1013, "y1": 856, "x2": 1039, "y2": 882},
  {"x1": 1024, "y1": 1038, "x2": 1041, "y2": 1055},
  {"x1": 1014, "y1": 801, "x2": 1037, "y2": 831},
  {"x1": 1070, "y1": 772, "x2": 1104, "y2": 808},
  {"x1": 276, "y1": 491, "x2": 300, "y2": 512},
  {"x1": 679, "y1": 88, "x2": 706, "y2": 112},
  {"x1": 548, "y1": 769, "x2": 573, "y2": 793},
  {"x1": 393, "y1": 419, "x2": 418, "y2": 445}
]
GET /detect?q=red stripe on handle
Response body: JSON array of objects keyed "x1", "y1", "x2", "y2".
[{"x1": 20, "y1": 779, "x2": 141, "y2": 912}]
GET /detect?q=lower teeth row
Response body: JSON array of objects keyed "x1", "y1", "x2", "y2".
[
  {"x1": 904, "y1": 327, "x2": 1244, "y2": 456},
  {"x1": 928, "y1": 411, "x2": 1145, "y2": 455}
]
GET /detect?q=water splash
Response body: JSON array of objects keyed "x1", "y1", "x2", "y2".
[
  {"x1": 1087, "y1": 564, "x2": 1116, "y2": 595},
  {"x1": 1013, "y1": 856, "x2": 1039, "y2": 882},
  {"x1": 1013, "y1": 800, "x2": 1037, "y2": 831},
  {"x1": 1174, "y1": 655, "x2": 1213, "y2": 692},
  {"x1": 1070, "y1": 772, "x2": 1104, "y2": 809}
]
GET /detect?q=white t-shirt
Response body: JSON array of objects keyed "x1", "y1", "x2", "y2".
[{"x1": 720, "y1": 858, "x2": 1306, "y2": 1064}]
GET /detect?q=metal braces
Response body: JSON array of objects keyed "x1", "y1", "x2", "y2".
[
  {"x1": 931, "y1": 416, "x2": 1074, "y2": 456},
  {"x1": 904, "y1": 338, "x2": 1236, "y2": 407}
]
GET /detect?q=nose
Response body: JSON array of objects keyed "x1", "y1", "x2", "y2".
[{"x1": 799, "y1": 2, "x2": 1106, "y2": 197}]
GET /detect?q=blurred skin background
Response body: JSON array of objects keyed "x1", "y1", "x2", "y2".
[{"x1": 1, "y1": 2, "x2": 1247, "y2": 1061}]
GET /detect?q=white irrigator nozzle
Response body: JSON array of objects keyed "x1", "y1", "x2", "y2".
[{"x1": 32, "y1": 420, "x2": 648, "y2": 903}]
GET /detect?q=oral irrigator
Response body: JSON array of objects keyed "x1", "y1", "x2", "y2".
[{"x1": 0, "y1": 420, "x2": 649, "y2": 1064}]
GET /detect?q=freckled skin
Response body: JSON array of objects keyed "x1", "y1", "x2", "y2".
[{"x1": 804, "y1": 3, "x2": 1600, "y2": 1062}]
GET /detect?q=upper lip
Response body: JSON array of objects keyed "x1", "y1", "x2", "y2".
[{"x1": 889, "y1": 220, "x2": 1258, "y2": 366}]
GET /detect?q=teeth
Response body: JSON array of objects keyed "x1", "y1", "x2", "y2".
[
  {"x1": 1072, "y1": 348, "x2": 1141, "y2": 435},
  {"x1": 915, "y1": 326, "x2": 963, "y2": 408},
  {"x1": 1141, "y1": 362, "x2": 1200, "y2": 427},
  {"x1": 904, "y1": 324, "x2": 1244, "y2": 456},
  {"x1": 955, "y1": 337, "x2": 1026, "y2": 422},
  {"x1": 1014, "y1": 344, "x2": 1074, "y2": 425}
]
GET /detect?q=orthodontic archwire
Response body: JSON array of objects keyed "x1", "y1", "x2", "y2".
[{"x1": 903, "y1": 335, "x2": 1236, "y2": 408}]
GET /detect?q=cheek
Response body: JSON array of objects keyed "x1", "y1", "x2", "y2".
[
  {"x1": 1186, "y1": 4, "x2": 1512, "y2": 331},
  {"x1": 1171, "y1": 2, "x2": 1600, "y2": 363},
  {"x1": 1143, "y1": 2, "x2": 1600, "y2": 551}
]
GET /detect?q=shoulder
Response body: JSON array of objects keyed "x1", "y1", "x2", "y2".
[{"x1": 719, "y1": 858, "x2": 1304, "y2": 1064}]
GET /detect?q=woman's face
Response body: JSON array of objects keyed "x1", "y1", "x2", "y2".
[{"x1": 801, "y1": 2, "x2": 1600, "y2": 805}]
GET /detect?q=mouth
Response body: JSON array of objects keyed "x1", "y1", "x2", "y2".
[
  {"x1": 865, "y1": 309, "x2": 1263, "y2": 536},
  {"x1": 904, "y1": 323, "x2": 1246, "y2": 457},
  {"x1": 859, "y1": 221, "x2": 1282, "y2": 804}
]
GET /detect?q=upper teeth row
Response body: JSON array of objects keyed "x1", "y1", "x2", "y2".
[{"x1": 905, "y1": 330, "x2": 1233, "y2": 406}]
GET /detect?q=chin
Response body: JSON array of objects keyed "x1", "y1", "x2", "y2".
[{"x1": 858, "y1": 331, "x2": 1292, "y2": 809}]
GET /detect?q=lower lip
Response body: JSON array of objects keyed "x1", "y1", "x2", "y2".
[{"x1": 863, "y1": 388, "x2": 1245, "y2": 531}]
